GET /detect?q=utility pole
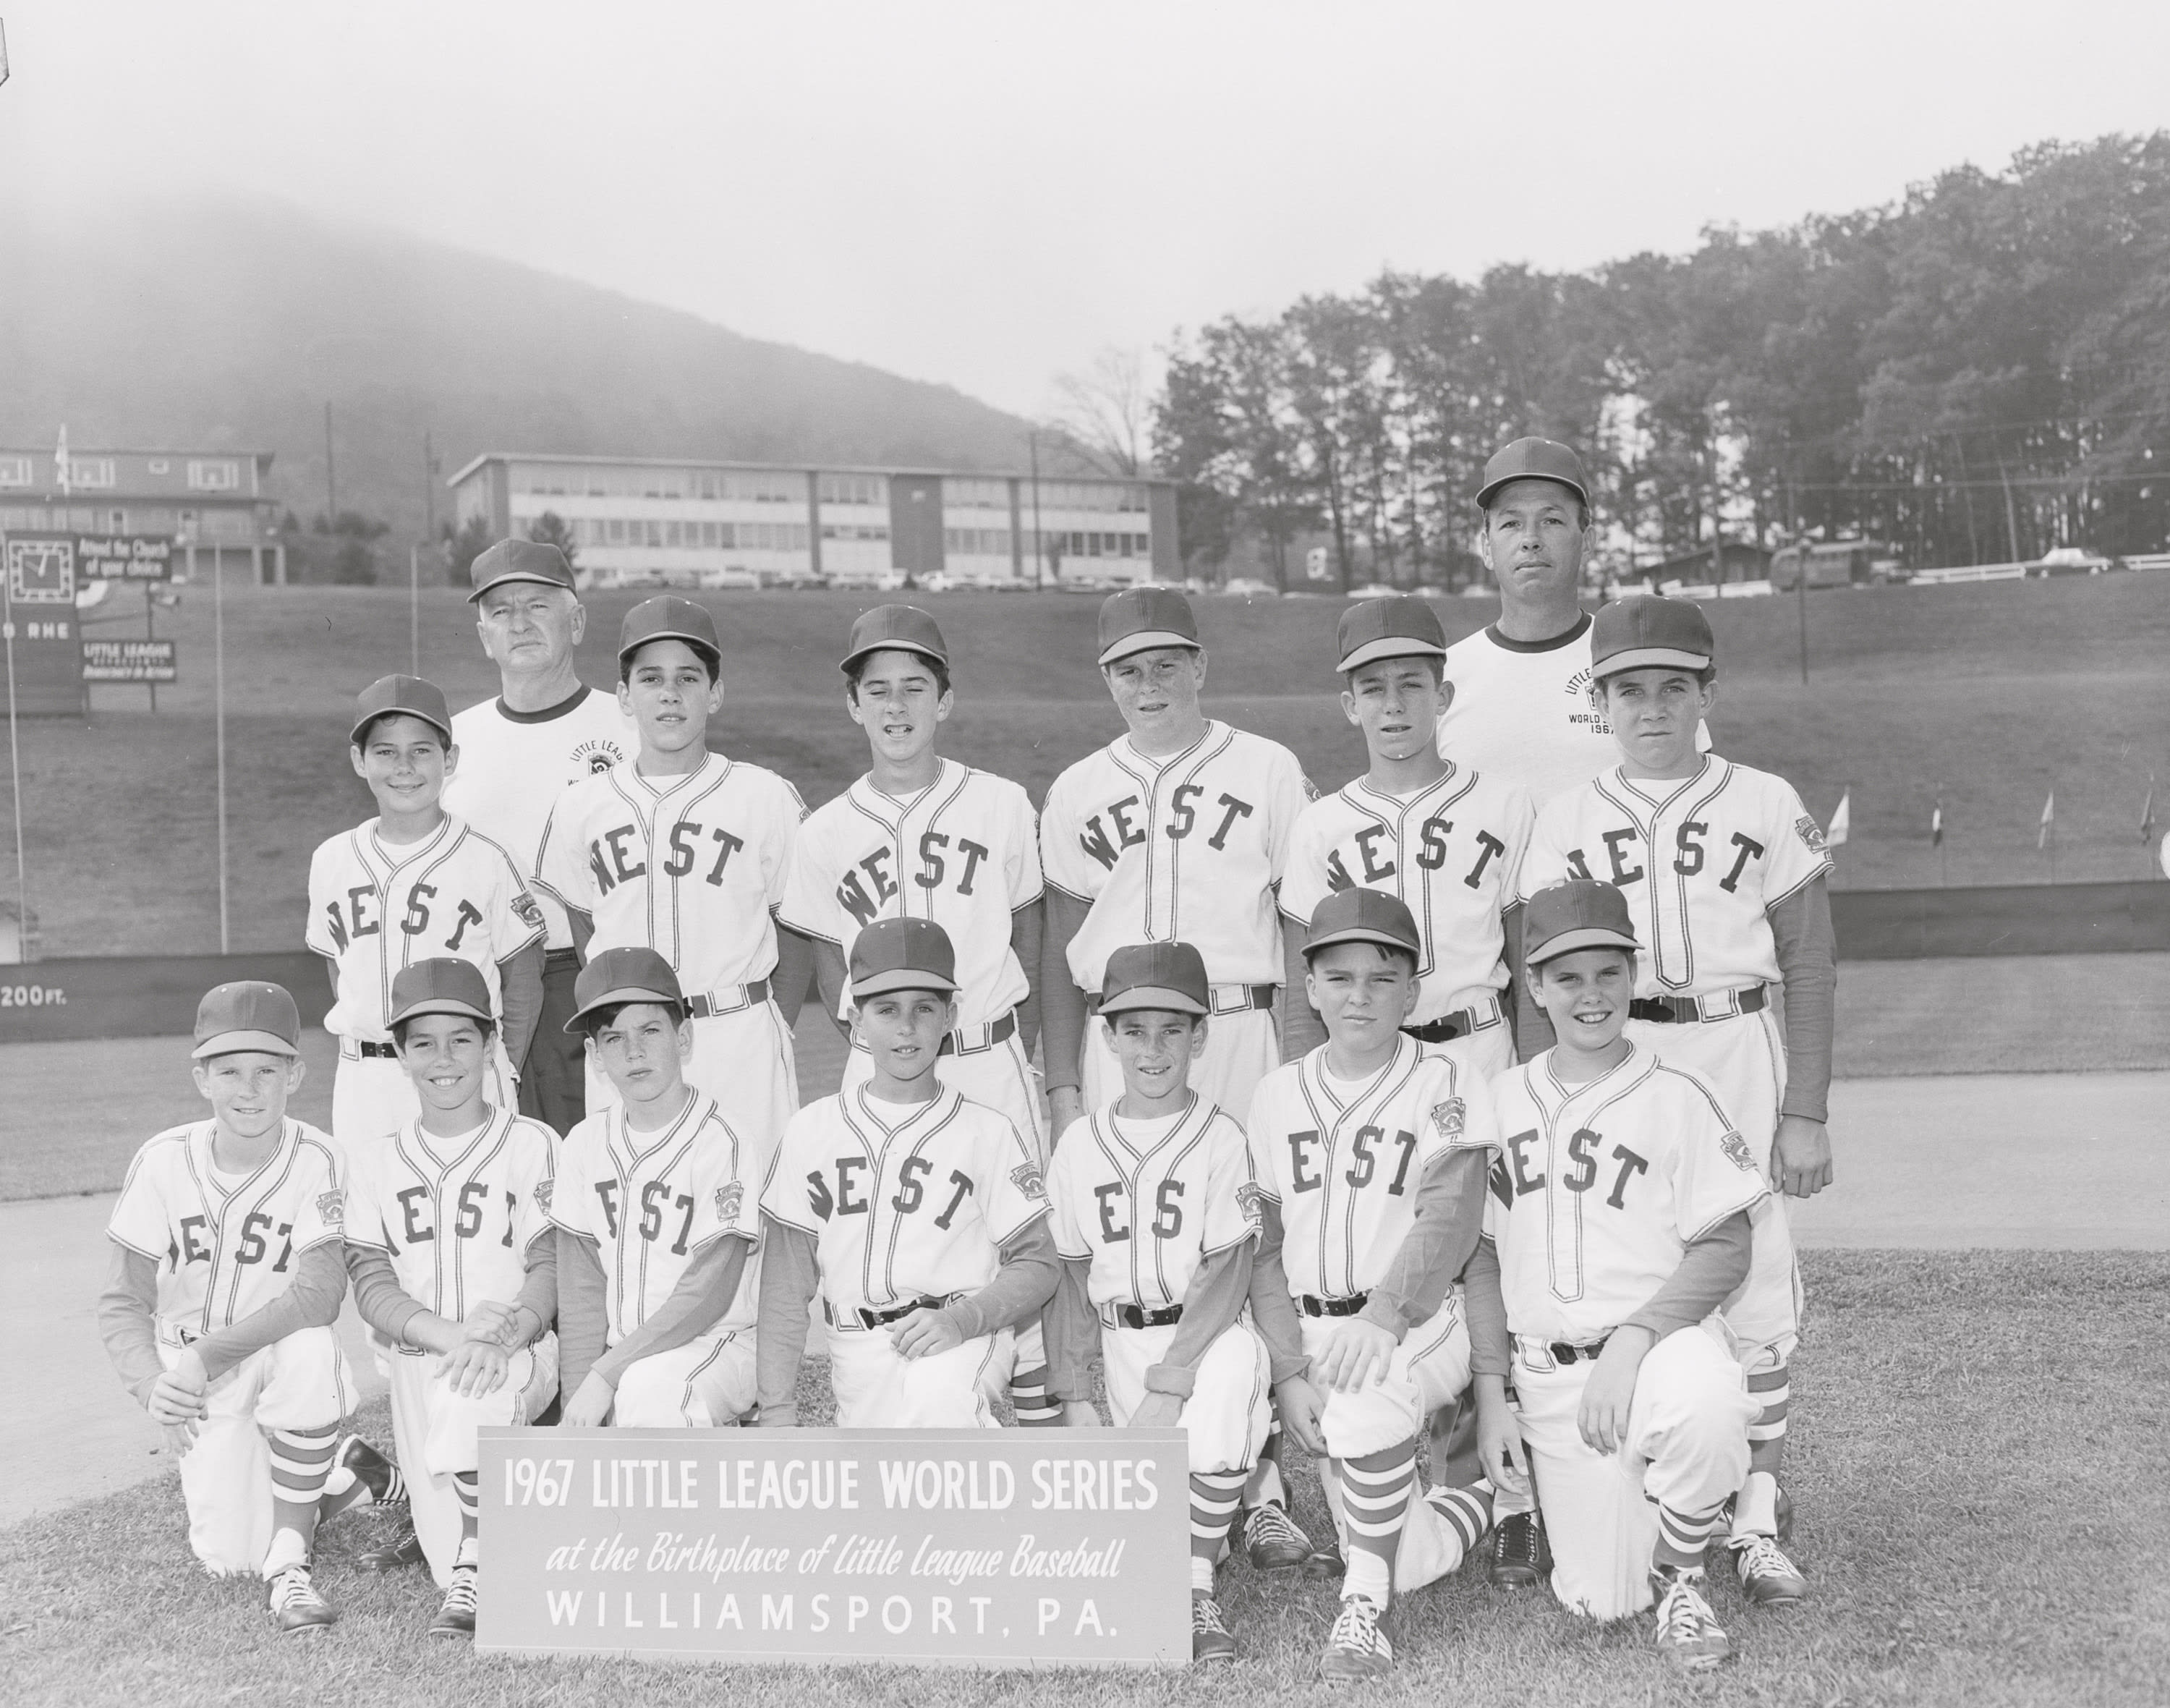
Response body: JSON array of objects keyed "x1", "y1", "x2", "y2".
[
  {"x1": 323, "y1": 402, "x2": 338, "y2": 524},
  {"x1": 1029, "y1": 430, "x2": 1046, "y2": 592},
  {"x1": 422, "y1": 431, "x2": 439, "y2": 574}
]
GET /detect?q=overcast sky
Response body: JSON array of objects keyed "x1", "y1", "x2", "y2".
[{"x1": 6, "y1": 0, "x2": 2170, "y2": 418}]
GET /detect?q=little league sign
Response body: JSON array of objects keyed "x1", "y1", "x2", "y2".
[{"x1": 480, "y1": 1427, "x2": 1189, "y2": 1665}]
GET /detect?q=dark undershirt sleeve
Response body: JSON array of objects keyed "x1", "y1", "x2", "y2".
[
  {"x1": 592, "y1": 1236, "x2": 749, "y2": 1388},
  {"x1": 96, "y1": 1244, "x2": 166, "y2": 1406},
  {"x1": 1144, "y1": 1240, "x2": 1255, "y2": 1398},
  {"x1": 1768, "y1": 878, "x2": 1837, "y2": 1122},
  {"x1": 554, "y1": 1229, "x2": 609, "y2": 1402},
  {"x1": 497, "y1": 941, "x2": 546, "y2": 1076},
  {"x1": 942, "y1": 1218, "x2": 1060, "y2": 1340},
  {"x1": 1463, "y1": 1235, "x2": 1512, "y2": 1380},
  {"x1": 1040, "y1": 891, "x2": 1092, "y2": 1092},
  {"x1": 192, "y1": 1243, "x2": 348, "y2": 1383},
  {"x1": 754, "y1": 1215, "x2": 821, "y2": 1425},
  {"x1": 512, "y1": 1236, "x2": 558, "y2": 1341},
  {"x1": 345, "y1": 1244, "x2": 426, "y2": 1346},
  {"x1": 1280, "y1": 918, "x2": 1326, "y2": 1057},
  {"x1": 1246, "y1": 1201, "x2": 1309, "y2": 1384},
  {"x1": 1356, "y1": 1148, "x2": 1490, "y2": 1338},
  {"x1": 1042, "y1": 1257, "x2": 1102, "y2": 1404},
  {"x1": 1012, "y1": 900, "x2": 1044, "y2": 1059},
  {"x1": 1620, "y1": 1211, "x2": 1754, "y2": 1341}
]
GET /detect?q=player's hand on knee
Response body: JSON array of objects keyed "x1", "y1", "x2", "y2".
[
  {"x1": 1061, "y1": 1399, "x2": 1106, "y2": 1427},
  {"x1": 1315, "y1": 1320, "x2": 1398, "y2": 1393},
  {"x1": 562, "y1": 1370, "x2": 616, "y2": 1428},
  {"x1": 1128, "y1": 1392, "x2": 1184, "y2": 1432},
  {"x1": 1473, "y1": 1380, "x2": 1530, "y2": 1497},
  {"x1": 890, "y1": 1307, "x2": 965, "y2": 1361},
  {"x1": 1273, "y1": 1376, "x2": 1328, "y2": 1456},
  {"x1": 461, "y1": 1299, "x2": 522, "y2": 1346},
  {"x1": 1576, "y1": 1330, "x2": 1652, "y2": 1455},
  {"x1": 1773, "y1": 1114, "x2": 1834, "y2": 1197},
  {"x1": 438, "y1": 1338, "x2": 510, "y2": 1398}
]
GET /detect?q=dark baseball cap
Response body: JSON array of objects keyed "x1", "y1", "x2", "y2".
[
  {"x1": 1303, "y1": 888, "x2": 1423, "y2": 958},
  {"x1": 842, "y1": 604, "x2": 949, "y2": 674},
  {"x1": 192, "y1": 980, "x2": 302, "y2": 1060},
  {"x1": 468, "y1": 538, "x2": 578, "y2": 603},
  {"x1": 848, "y1": 917, "x2": 958, "y2": 1000},
  {"x1": 1099, "y1": 941, "x2": 1210, "y2": 1018},
  {"x1": 619, "y1": 595, "x2": 721, "y2": 668},
  {"x1": 1523, "y1": 879, "x2": 1640, "y2": 965},
  {"x1": 351, "y1": 674, "x2": 453, "y2": 746},
  {"x1": 1337, "y1": 595, "x2": 1447, "y2": 674},
  {"x1": 1591, "y1": 595, "x2": 1714, "y2": 679},
  {"x1": 1097, "y1": 586, "x2": 1201, "y2": 666},
  {"x1": 1476, "y1": 437, "x2": 1591, "y2": 512},
  {"x1": 565, "y1": 947, "x2": 687, "y2": 1032},
  {"x1": 387, "y1": 959, "x2": 495, "y2": 1030}
]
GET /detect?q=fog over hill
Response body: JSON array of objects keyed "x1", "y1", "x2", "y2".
[{"x1": 0, "y1": 195, "x2": 1044, "y2": 542}]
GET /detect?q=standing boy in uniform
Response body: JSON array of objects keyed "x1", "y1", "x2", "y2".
[
  {"x1": 97, "y1": 983, "x2": 355, "y2": 1632},
  {"x1": 757, "y1": 919, "x2": 1058, "y2": 1429},
  {"x1": 308, "y1": 674, "x2": 545, "y2": 1148},
  {"x1": 1520, "y1": 595, "x2": 1834, "y2": 1602},
  {"x1": 341, "y1": 959, "x2": 560, "y2": 1637},
  {"x1": 1466, "y1": 878, "x2": 1765, "y2": 1670},
  {"x1": 1042, "y1": 940, "x2": 1274, "y2": 1665}
]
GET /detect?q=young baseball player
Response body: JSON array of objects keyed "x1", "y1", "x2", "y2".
[
  {"x1": 757, "y1": 919, "x2": 1058, "y2": 1429},
  {"x1": 1465, "y1": 878, "x2": 1764, "y2": 1670},
  {"x1": 532, "y1": 595, "x2": 810, "y2": 1154},
  {"x1": 778, "y1": 605, "x2": 1058, "y2": 1427},
  {"x1": 341, "y1": 959, "x2": 559, "y2": 1636},
  {"x1": 1042, "y1": 940, "x2": 1273, "y2": 1665},
  {"x1": 545, "y1": 948, "x2": 765, "y2": 1427},
  {"x1": 1520, "y1": 594, "x2": 1831, "y2": 1603},
  {"x1": 307, "y1": 674, "x2": 546, "y2": 1149},
  {"x1": 95, "y1": 982, "x2": 355, "y2": 1632},
  {"x1": 1244, "y1": 890, "x2": 1503, "y2": 1683}
]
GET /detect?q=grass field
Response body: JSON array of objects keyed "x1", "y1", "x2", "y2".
[
  {"x1": 8, "y1": 572, "x2": 2166, "y2": 956},
  {"x1": 5, "y1": 1249, "x2": 2165, "y2": 1708}
]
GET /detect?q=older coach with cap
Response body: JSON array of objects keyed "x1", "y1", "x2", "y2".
[{"x1": 441, "y1": 539, "x2": 636, "y2": 1136}]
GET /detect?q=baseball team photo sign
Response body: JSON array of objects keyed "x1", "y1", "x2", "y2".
[{"x1": 479, "y1": 1427, "x2": 1188, "y2": 1665}]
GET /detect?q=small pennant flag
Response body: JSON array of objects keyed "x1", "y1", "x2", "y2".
[
  {"x1": 1931, "y1": 801, "x2": 1944, "y2": 847},
  {"x1": 1826, "y1": 789, "x2": 1851, "y2": 849},
  {"x1": 2143, "y1": 786, "x2": 2156, "y2": 846},
  {"x1": 54, "y1": 424, "x2": 69, "y2": 498},
  {"x1": 2038, "y1": 790, "x2": 2055, "y2": 849}
]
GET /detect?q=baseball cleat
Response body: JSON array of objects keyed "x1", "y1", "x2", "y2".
[
  {"x1": 1318, "y1": 1594, "x2": 1393, "y2": 1684},
  {"x1": 1190, "y1": 1593, "x2": 1236, "y2": 1663},
  {"x1": 267, "y1": 1562, "x2": 338, "y2": 1634},
  {"x1": 1489, "y1": 1508, "x2": 1551, "y2": 1588},
  {"x1": 1650, "y1": 1567, "x2": 1733, "y2": 1673},
  {"x1": 1240, "y1": 1500, "x2": 1314, "y2": 1573},
  {"x1": 335, "y1": 1434, "x2": 407, "y2": 1508},
  {"x1": 359, "y1": 1521, "x2": 425, "y2": 1573},
  {"x1": 430, "y1": 1563, "x2": 480, "y2": 1639},
  {"x1": 1301, "y1": 1537, "x2": 1347, "y2": 1579},
  {"x1": 1730, "y1": 1533, "x2": 1807, "y2": 1607}
]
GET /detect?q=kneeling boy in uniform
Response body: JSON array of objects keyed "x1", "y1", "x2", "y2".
[
  {"x1": 758, "y1": 917, "x2": 1058, "y2": 1427},
  {"x1": 1468, "y1": 878, "x2": 1763, "y2": 1671},
  {"x1": 342, "y1": 959, "x2": 560, "y2": 1636},
  {"x1": 548, "y1": 948, "x2": 765, "y2": 1426},
  {"x1": 97, "y1": 982, "x2": 355, "y2": 1632},
  {"x1": 1042, "y1": 940, "x2": 1273, "y2": 1664}
]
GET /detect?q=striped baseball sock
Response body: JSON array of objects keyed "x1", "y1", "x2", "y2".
[
  {"x1": 1010, "y1": 1367, "x2": 1063, "y2": 1427},
  {"x1": 264, "y1": 1425, "x2": 339, "y2": 1574},
  {"x1": 1652, "y1": 1499, "x2": 1729, "y2": 1573},
  {"x1": 1243, "y1": 1417, "x2": 1290, "y2": 1510},
  {"x1": 1338, "y1": 1443, "x2": 1417, "y2": 1607},
  {"x1": 1189, "y1": 1470, "x2": 1247, "y2": 1593},
  {"x1": 1746, "y1": 1359, "x2": 1790, "y2": 1449},
  {"x1": 455, "y1": 1471, "x2": 481, "y2": 1542},
  {"x1": 1426, "y1": 1481, "x2": 1495, "y2": 1559}
]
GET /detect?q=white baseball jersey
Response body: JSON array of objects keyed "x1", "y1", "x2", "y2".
[
  {"x1": 1047, "y1": 1097, "x2": 1259, "y2": 1311},
  {"x1": 1246, "y1": 1036, "x2": 1501, "y2": 1302},
  {"x1": 780, "y1": 759, "x2": 1040, "y2": 1027},
  {"x1": 306, "y1": 816, "x2": 545, "y2": 1043},
  {"x1": 533, "y1": 753, "x2": 804, "y2": 1000},
  {"x1": 1485, "y1": 1043, "x2": 1768, "y2": 1345},
  {"x1": 109, "y1": 1119, "x2": 347, "y2": 1338},
  {"x1": 443, "y1": 686, "x2": 637, "y2": 951},
  {"x1": 1520, "y1": 758, "x2": 1831, "y2": 996},
  {"x1": 344, "y1": 1107, "x2": 556, "y2": 1320},
  {"x1": 761, "y1": 1084, "x2": 1048, "y2": 1317},
  {"x1": 1281, "y1": 764, "x2": 1535, "y2": 1022},
  {"x1": 1040, "y1": 723, "x2": 1310, "y2": 991},
  {"x1": 548, "y1": 1092, "x2": 762, "y2": 1341}
]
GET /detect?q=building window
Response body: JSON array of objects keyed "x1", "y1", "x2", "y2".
[
  {"x1": 0, "y1": 456, "x2": 31, "y2": 488},
  {"x1": 69, "y1": 458, "x2": 116, "y2": 490},
  {"x1": 148, "y1": 459, "x2": 171, "y2": 475},
  {"x1": 188, "y1": 460, "x2": 241, "y2": 491},
  {"x1": 819, "y1": 473, "x2": 885, "y2": 507},
  {"x1": 607, "y1": 518, "x2": 626, "y2": 544}
]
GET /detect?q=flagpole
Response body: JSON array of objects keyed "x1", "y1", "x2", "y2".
[
  {"x1": 214, "y1": 541, "x2": 230, "y2": 953},
  {"x1": 4, "y1": 573, "x2": 29, "y2": 959}
]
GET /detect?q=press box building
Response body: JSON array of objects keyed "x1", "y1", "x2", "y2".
[{"x1": 0, "y1": 446, "x2": 285, "y2": 583}]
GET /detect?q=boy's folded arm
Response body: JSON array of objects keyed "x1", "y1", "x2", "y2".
[
  {"x1": 591, "y1": 1234, "x2": 749, "y2": 1388},
  {"x1": 944, "y1": 1217, "x2": 1058, "y2": 1339},
  {"x1": 96, "y1": 1243, "x2": 166, "y2": 1406},
  {"x1": 1356, "y1": 1147, "x2": 1489, "y2": 1338},
  {"x1": 191, "y1": 1243, "x2": 348, "y2": 1383},
  {"x1": 754, "y1": 1215, "x2": 820, "y2": 1424},
  {"x1": 1618, "y1": 1210, "x2": 1753, "y2": 1342},
  {"x1": 1144, "y1": 1238, "x2": 1254, "y2": 1399}
]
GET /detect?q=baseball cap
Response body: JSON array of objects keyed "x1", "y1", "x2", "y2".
[
  {"x1": 1337, "y1": 595, "x2": 1447, "y2": 674},
  {"x1": 192, "y1": 980, "x2": 302, "y2": 1059},
  {"x1": 842, "y1": 604, "x2": 949, "y2": 674},
  {"x1": 1099, "y1": 941, "x2": 1210, "y2": 1018},
  {"x1": 848, "y1": 917, "x2": 959, "y2": 1000},
  {"x1": 1523, "y1": 878, "x2": 1640, "y2": 965},
  {"x1": 618, "y1": 595, "x2": 721, "y2": 668},
  {"x1": 564, "y1": 947, "x2": 687, "y2": 1032},
  {"x1": 1303, "y1": 888, "x2": 1424, "y2": 959},
  {"x1": 1590, "y1": 595, "x2": 1714, "y2": 679},
  {"x1": 1476, "y1": 437, "x2": 1591, "y2": 512},
  {"x1": 467, "y1": 538, "x2": 577, "y2": 603},
  {"x1": 1097, "y1": 586, "x2": 1201, "y2": 666},
  {"x1": 350, "y1": 674, "x2": 452, "y2": 746},
  {"x1": 386, "y1": 959, "x2": 495, "y2": 1031}
]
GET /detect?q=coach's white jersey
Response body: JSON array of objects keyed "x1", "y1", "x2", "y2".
[
  {"x1": 1246, "y1": 1037, "x2": 1500, "y2": 1303},
  {"x1": 533, "y1": 753, "x2": 804, "y2": 1001},
  {"x1": 443, "y1": 687, "x2": 637, "y2": 951},
  {"x1": 1047, "y1": 1096, "x2": 1259, "y2": 1312},
  {"x1": 1486, "y1": 1043, "x2": 1767, "y2": 1345},
  {"x1": 780, "y1": 760, "x2": 1040, "y2": 1027},
  {"x1": 1282, "y1": 765, "x2": 1534, "y2": 1022},
  {"x1": 306, "y1": 815, "x2": 545, "y2": 1044},
  {"x1": 1520, "y1": 758, "x2": 1830, "y2": 996},
  {"x1": 548, "y1": 1092, "x2": 764, "y2": 1341},
  {"x1": 344, "y1": 1107, "x2": 556, "y2": 1321},
  {"x1": 1040, "y1": 722, "x2": 1309, "y2": 993},
  {"x1": 762, "y1": 1084, "x2": 1047, "y2": 1317},
  {"x1": 109, "y1": 1119, "x2": 346, "y2": 1338}
]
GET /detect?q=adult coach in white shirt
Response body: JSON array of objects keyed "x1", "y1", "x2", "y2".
[{"x1": 441, "y1": 539, "x2": 636, "y2": 1136}]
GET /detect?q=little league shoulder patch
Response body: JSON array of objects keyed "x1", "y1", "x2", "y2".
[
  {"x1": 1719, "y1": 1131, "x2": 1757, "y2": 1173},
  {"x1": 533, "y1": 1178, "x2": 554, "y2": 1212},
  {"x1": 715, "y1": 1181, "x2": 745, "y2": 1222},
  {"x1": 315, "y1": 1189, "x2": 345, "y2": 1226},
  {"x1": 1234, "y1": 1180, "x2": 1267, "y2": 1223},
  {"x1": 1010, "y1": 1163, "x2": 1047, "y2": 1201},
  {"x1": 1431, "y1": 1098, "x2": 1465, "y2": 1139},
  {"x1": 514, "y1": 891, "x2": 545, "y2": 930},
  {"x1": 1795, "y1": 815, "x2": 1828, "y2": 854}
]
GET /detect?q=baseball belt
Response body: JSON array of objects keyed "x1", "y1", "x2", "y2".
[
  {"x1": 940, "y1": 1008, "x2": 1018, "y2": 1058},
  {"x1": 1515, "y1": 1333, "x2": 1612, "y2": 1366},
  {"x1": 542, "y1": 948, "x2": 583, "y2": 973},
  {"x1": 1102, "y1": 1301, "x2": 1184, "y2": 1330},
  {"x1": 342, "y1": 1038, "x2": 399, "y2": 1061},
  {"x1": 1086, "y1": 983, "x2": 1276, "y2": 1017},
  {"x1": 686, "y1": 979, "x2": 771, "y2": 1020},
  {"x1": 1299, "y1": 1292, "x2": 1370, "y2": 1318},
  {"x1": 1402, "y1": 992, "x2": 1507, "y2": 1045},
  {"x1": 823, "y1": 1293, "x2": 966, "y2": 1333},
  {"x1": 1628, "y1": 984, "x2": 1768, "y2": 1025}
]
